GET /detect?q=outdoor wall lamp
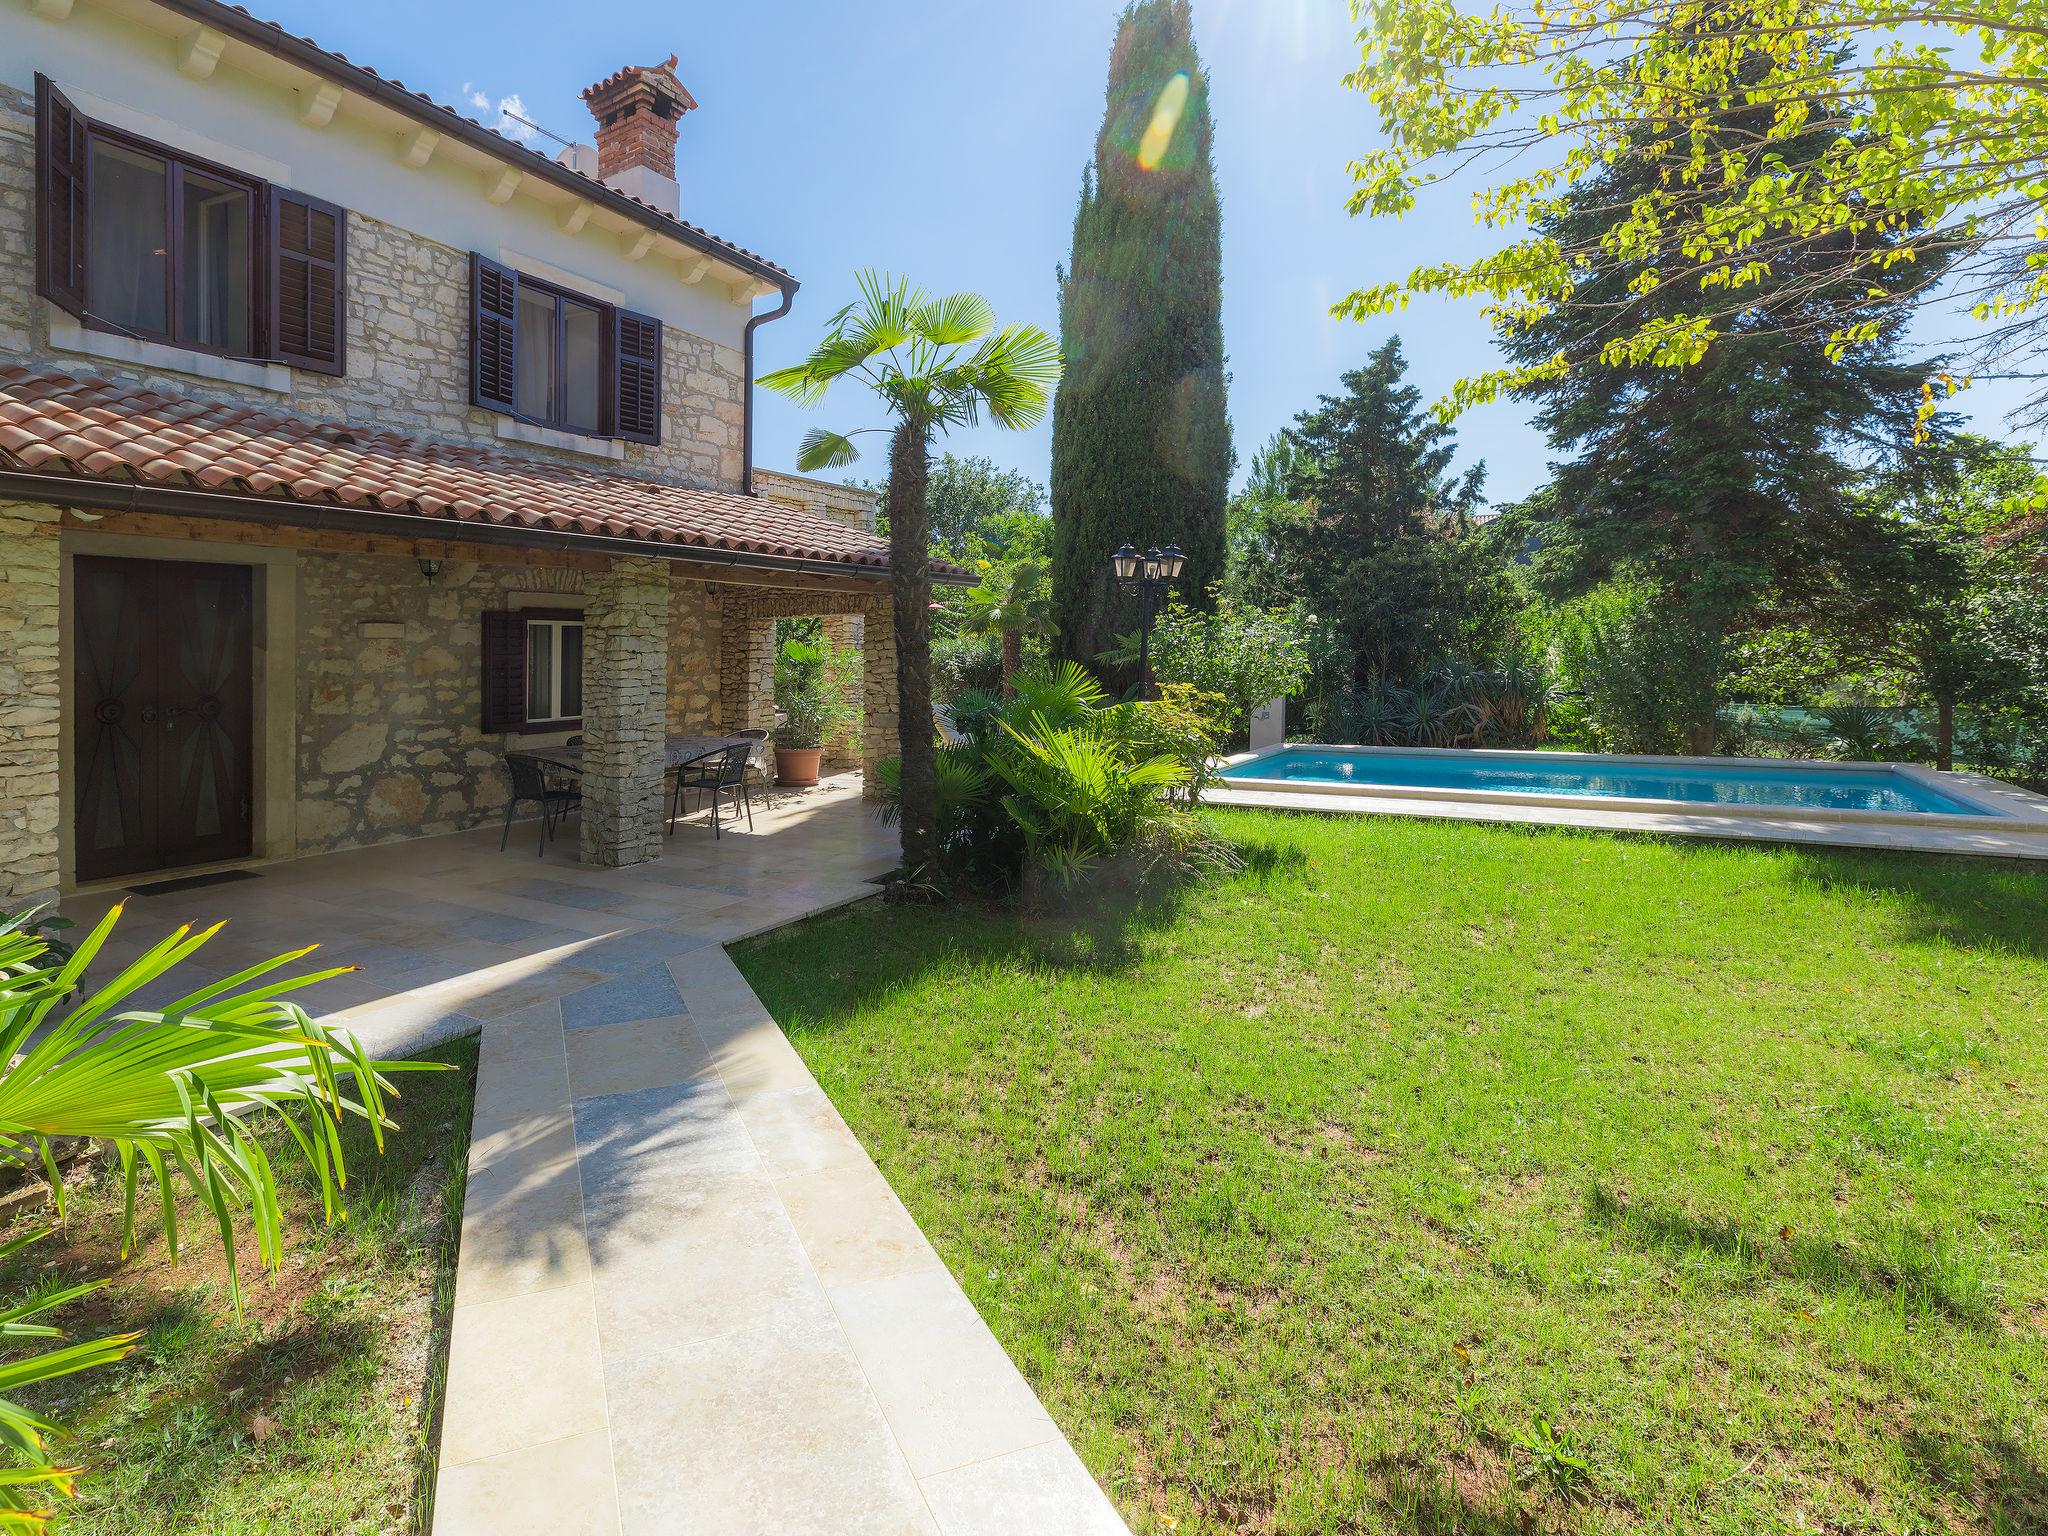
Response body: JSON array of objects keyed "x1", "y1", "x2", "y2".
[
  {"x1": 1109, "y1": 541, "x2": 1185, "y2": 697},
  {"x1": 417, "y1": 557, "x2": 443, "y2": 583}
]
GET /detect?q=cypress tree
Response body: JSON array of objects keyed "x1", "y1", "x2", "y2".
[{"x1": 1050, "y1": 0, "x2": 1230, "y2": 674}]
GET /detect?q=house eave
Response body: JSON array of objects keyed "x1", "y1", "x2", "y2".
[
  {"x1": 145, "y1": 0, "x2": 799, "y2": 297},
  {"x1": 0, "y1": 469, "x2": 911, "y2": 583}
]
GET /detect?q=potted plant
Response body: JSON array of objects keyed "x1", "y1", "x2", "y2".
[{"x1": 773, "y1": 635, "x2": 862, "y2": 786}]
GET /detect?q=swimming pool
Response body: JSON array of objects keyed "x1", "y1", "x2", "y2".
[{"x1": 1217, "y1": 747, "x2": 1993, "y2": 818}]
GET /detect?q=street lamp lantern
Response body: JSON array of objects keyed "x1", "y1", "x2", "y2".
[{"x1": 1107, "y1": 536, "x2": 1186, "y2": 698}]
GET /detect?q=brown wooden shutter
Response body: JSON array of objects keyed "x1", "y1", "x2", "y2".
[
  {"x1": 269, "y1": 188, "x2": 347, "y2": 375},
  {"x1": 471, "y1": 254, "x2": 519, "y2": 414},
  {"x1": 614, "y1": 308, "x2": 662, "y2": 445},
  {"x1": 35, "y1": 74, "x2": 86, "y2": 317},
  {"x1": 480, "y1": 610, "x2": 528, "y2": 733}
]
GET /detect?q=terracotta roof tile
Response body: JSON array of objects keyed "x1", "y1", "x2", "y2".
[{"x1": 0, "y1": 366, "x2": 931, "y2": 577}]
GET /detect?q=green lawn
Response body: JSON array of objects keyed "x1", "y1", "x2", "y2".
[
  {"x1": 1, "y1": 1037, "x2": 475, "y2": 1536},
  {"x1": 736, "y1": 811, "x2": 2048, "y2": 1536}
]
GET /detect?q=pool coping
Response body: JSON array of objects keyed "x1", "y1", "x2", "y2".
[{"x1": 1210, "y1": 744, "x2": 2048, "y2": 853}]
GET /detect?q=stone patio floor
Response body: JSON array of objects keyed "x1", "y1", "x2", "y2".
[{"x1": 60, "y1": 776, "x2": 1128, "y2": 1536}]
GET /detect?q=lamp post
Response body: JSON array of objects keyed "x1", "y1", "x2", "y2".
[{"x1": 1110, "y1": 541, "x2": 1185, "y2": 698}]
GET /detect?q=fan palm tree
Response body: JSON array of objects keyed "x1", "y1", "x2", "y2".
[
  {"x1": 761, "y1": 271, "x2": 1061, "y2": 877},
  {"x1": 958, "y1": 560, "x2": 1057, "y2": 694}
]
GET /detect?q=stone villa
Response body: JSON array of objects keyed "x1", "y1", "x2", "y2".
[{"x1": 0, "y1": 0, "x2": 927, "y2": 906}]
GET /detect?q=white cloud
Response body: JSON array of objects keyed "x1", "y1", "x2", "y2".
[{"x1": 459, "y1": 81, "x2": 538, "y2": 144}]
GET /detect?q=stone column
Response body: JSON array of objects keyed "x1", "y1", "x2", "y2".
[
  {"x1": 860, "y1": 598, "x2": 898, "y2": 802},
  {"x1": 0, "y1": 505, "x2": 61, "y2": 908},
  {"x1": 579, "y1": 557, "x2": 669, "y2": 868},
  {"x1": 821, "y1": 612, "x2": 862, "y2": 773},
  {"x1": 716, "y1": 604, "x2": 776, "y2": 736}
]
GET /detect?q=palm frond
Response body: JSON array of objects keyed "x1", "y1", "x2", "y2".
[
  {"x1": 0, "y1": 907, "x2": 441, "y2": 1316},
  {"x1": 966, "y1": 325, "x2": 1064, "y2": 430},
  {"x1": 795, "y1": 429, "x2": 862, "y2": 471},
  {"x1": 911, "y1": 291, "x2": 996, "y2": 347}
]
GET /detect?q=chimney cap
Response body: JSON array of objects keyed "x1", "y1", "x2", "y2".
[{"x1": 582, "y1": 54, "x2": 698, "y2": 115}]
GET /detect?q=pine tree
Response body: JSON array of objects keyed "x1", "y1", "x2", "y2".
[
  {"x1": 1256, "y1": 338, "x2": 1509, "y2": 687},
  {"x1": 1504, "y1": 58, "x2": 1941, "y2": 752},
  {"x1": 1050, "y1": 0, "x2": 1231, "y2": 674}
]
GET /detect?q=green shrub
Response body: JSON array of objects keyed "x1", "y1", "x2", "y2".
[
  {"x1": 774, "y1": 634, "x2": 862, "y2": 752},
  {"x1": 1537, "y1": 582, "x2": 1718, "y2": 754},
  {"x1": 1139, "y1": 598, "x2": 1316, "y2": 738},
  {"x1": 875, "y1": 663, "x2": 1230, "y2": 895},
  {"x1": 933, "y1": 628, "x2": 1003, "y2": 706}
]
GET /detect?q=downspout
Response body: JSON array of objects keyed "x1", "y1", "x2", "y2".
[{"x1": 741, "y1": 281, "x2": 798, "y2": 497}]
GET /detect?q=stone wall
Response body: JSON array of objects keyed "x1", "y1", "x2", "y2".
[
  {"x1": 0, "y1": 504, "x2": 60, "y2": 907},
  {"x1": 665, "y1": 574, "x2": 724, "y2": 736},
  {"x1": 293, "y1": 550, "x2": 589, "y2": 854},
  {"x1": 750, "y1": 470, "x2": 880, "y2": 533},
  {"x1": 0, "y1": 81, "x2": 746, "y2": 491}
]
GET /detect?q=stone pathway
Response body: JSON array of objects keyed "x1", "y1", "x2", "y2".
[{"x1": 436, "y1": 937, "x2": 1126, "y2": 1535}]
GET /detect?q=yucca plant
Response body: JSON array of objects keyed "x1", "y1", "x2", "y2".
[
  {"x1": 0, "y1": 904, "x2": 431, "y2": 1523},
  {"x1": 0, "y1": 1227, "x2": 141, "y2": 1534},
  {"x1": 0, "y1": 905, "x2": 427, "y2": 1309}
]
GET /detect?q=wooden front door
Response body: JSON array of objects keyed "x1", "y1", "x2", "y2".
[{"x1": 73, "y1": 556, "x2": 254, "y2": 882}]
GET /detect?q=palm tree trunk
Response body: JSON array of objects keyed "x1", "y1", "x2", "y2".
[
  {"x1": 1001, "y1": 629, "x2": 1022, "y2": 694},
  {"x1": 889, "y1": 421, "x2": 939, "y2": 873}
]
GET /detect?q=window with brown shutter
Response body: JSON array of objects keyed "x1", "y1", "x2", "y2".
[
  {"x1": 35, "y1": 74, "x2": 86, "y2": 317},
  {"x1": 471, "y1": 258, "x2": 663, "y2": 444},
  {"x1": 472, "y1": 255, "x2": 520, "y2": 414},
  {"x1": 34, "y1": 77, "x2": 352, "y2": 373},
  {"x1": 270, "y1": 188, "x2": 347, "y2": 375},
  {"x1": 615, "y1": 309, "x2": 663, "y2": 445},
  {"x1": 481, "y1": 609, "x2": 584, "y2": 734}
]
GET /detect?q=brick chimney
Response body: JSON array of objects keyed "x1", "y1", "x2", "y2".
[{"x1": 581, "y1": 55, "x2": 695, "y2": 216}]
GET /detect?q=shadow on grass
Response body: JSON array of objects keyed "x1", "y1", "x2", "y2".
[
  {"x1": 1585, "y1": 1183, "x2": 1996, "y2": 1328},
  {"x1": 1900, "y1": 1427, "x2": 2048, "y2": 1533},
  {"x1": 741, "y1": 836, "x2": 1313, "y2": 1032},
  {"x1": 1371, "y1": 1457, "x2": 1553, "y2": 1535},
  {"x1": 212, "y1": 1312, "x2": 379, "y2": 1417},
  {"x1": 1768, "y1": 843, "x2": 2048, "y2": 959}
]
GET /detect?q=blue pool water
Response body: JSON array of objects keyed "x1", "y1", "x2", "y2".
[{"x1": 1219, "y1": 749, "x2": 1988, "y2": 817}]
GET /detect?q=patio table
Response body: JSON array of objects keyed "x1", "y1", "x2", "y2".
[{"x1": 525, "y1": 733, "x2": 752, "y2": 774}]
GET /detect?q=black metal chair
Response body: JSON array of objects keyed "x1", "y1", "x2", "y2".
[
  {"x1": 669, "y1": 743, "x2": 722, "y2": 830},
  {"x1": 735, "y1": 727, "x2": 772, "y2": 781},
  {"x1": 501, "y1": 753, "x2": 579, "y2": 856},
  {"x1": 670, "y1": 744, "x2": 754, "y2": 838}
]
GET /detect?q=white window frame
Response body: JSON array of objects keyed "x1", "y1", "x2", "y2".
[{"x1": 524, "y1": 616, "x2": 584, "y2": 726}]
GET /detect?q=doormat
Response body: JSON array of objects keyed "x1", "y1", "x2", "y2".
[{"x1": 125, "y1": 869, "x2": 261, "y2": 897}]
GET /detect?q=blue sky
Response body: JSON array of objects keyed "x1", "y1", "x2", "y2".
[{"x1": 266, "y1": 0, "x2": 2035, "y2": 507}]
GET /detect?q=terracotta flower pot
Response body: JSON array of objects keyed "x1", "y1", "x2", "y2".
[{"x1": 774, "y1": 746, "x2": 823, "y2": 787}]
